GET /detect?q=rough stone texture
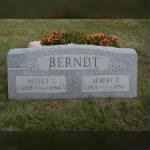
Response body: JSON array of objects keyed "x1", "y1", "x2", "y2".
[{"x1": 7, "y1": 44, "x2": 137, "y2": 100}]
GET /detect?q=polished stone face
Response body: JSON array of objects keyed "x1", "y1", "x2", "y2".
[{"x1": 7, "y1": 44, "x2": 137, "y2": 100}]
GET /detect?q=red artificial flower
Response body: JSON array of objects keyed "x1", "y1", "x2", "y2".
[
  {"x1": 109, "y1": 35, "x2": 119, "y2": 41},
  {"x1": 97, "y1": 33, "x2": 105, "y2": 38},
  {"x1": 87, "y1": 33, "x2": 106, "y2": 39},
  {"x1": 100, "y1": 39, "x2": 110, "y2": 46},
  {"x1": 53, "y1": 31, "x2": 60, "y2": 34},
  {"x1": 90, "y1": 35, "x2": 93, "y2": 39},
  {"x1": 47, "y1": 36, "x2": 52, "y2": 43},
  {"x1": 60, "y1": 39, "x2": 65, "y2": 44}
]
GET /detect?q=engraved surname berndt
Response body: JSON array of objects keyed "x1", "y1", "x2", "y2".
[{"x1": 49, "y1": 56, "x2": 97, "y2": 68}]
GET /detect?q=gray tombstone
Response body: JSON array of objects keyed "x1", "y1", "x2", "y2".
[{"x1": 7, "y1": 44, "x2": 137, "y2": 100}]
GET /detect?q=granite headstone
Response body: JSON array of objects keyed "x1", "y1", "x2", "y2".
[{"x1": 7, "y1": 44, "x2": 137, "y2": 100}]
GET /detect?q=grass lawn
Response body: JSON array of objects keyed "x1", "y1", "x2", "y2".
[{"x1": 0, "y1": 19, "x2": 149, "y2": 131}]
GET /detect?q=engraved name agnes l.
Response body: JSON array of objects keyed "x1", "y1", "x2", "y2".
[
  {"x1": 16, "y1": 76, "x2": 67, "y2": 93},
  {"x1": 37, "y1": 54, "x2": 110, "y2": 71}
]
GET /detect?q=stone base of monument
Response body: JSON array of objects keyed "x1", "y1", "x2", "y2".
[{"x1": 7, "y1": 44, "x2": 137, "y2": 100}]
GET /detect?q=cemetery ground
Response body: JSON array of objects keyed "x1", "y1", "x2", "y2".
[{"x1": 0, "y1": 19, "x2": 148, "y2": 131}]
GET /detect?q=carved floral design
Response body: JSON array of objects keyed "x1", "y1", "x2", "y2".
[
  {"x1": 108, "y1": 60, "x2": 126, "y2": 71},
  {"x1": 20, "y1": 59, "x2": 39, "y2": 71}
]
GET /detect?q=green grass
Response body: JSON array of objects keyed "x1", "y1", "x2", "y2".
[{"x1": 0, "y1": 19, "x2": 149, "y2": 131}]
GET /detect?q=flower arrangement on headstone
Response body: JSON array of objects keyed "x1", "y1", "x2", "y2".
[{"x1": 28, "y1": 31, "x2": 120, "y2": 48}]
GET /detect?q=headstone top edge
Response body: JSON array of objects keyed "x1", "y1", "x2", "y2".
[{"x1": 8, "y1": 44, "x2": 137, "y2": 55}]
